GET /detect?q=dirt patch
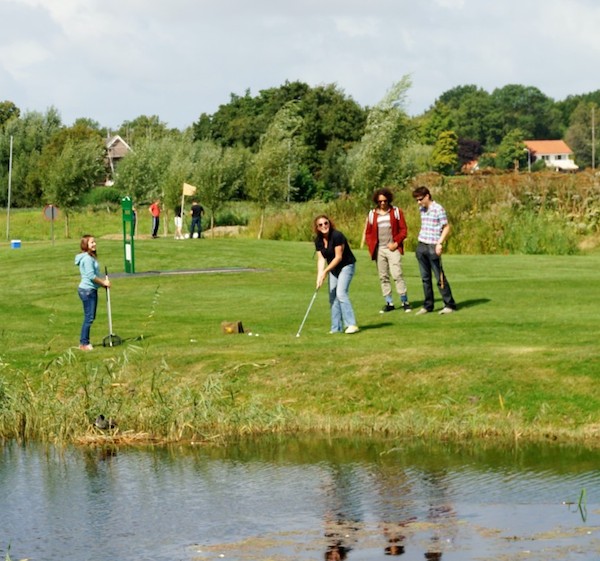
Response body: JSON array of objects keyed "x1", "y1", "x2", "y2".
[{"x1": 205, "y1": 225, "x2": 248, "y2": 237}]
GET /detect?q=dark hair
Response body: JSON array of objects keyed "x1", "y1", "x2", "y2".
[
  {"x1": 313, "y1": 214, "x2": 336, "y2": 236},
  {"x1": 412, "y1": 185, "x2": 431, "y2": 199},
  {"x1": 80, "y1": 234, "x2": 97, "y2": 256},
  {"x1": 373, "y1": 187, "x2": 394, "y2": 205}
]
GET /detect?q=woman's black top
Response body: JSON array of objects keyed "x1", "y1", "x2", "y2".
[{"x1": 315, "y1": 229, "x2": 356, "y2": 277}]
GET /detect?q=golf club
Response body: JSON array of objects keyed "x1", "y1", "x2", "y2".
[
  {"x1": 295, "y1": 288, "x2": 319, "y2": 337},
  {"x1": 102, "y1": 267, "x2": 122, "y2": 347}
]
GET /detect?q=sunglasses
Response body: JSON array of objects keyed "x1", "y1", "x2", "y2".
[
  {"x1": 416, "y1": 197, "x2": 425, "y2": 202},
  {"x1": 317, "y1": 221, "x2": 329, "y2": 227},
  {"x1": 378, "y1": 199, "x2": 388, "y2": 203}
]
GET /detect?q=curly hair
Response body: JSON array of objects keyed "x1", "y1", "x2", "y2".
[{"x1": 372, "y1": 187, "x2": 394, "y2": 205}]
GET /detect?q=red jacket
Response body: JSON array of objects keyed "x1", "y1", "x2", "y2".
[{"x1": 364, "y1": 207, "x2": 407, "y2": 260}]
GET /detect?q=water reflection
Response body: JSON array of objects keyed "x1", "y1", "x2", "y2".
[
  {"x1": 1, "y1": 437, "x2": 599, "y2": 561},
  {"x1": 323, "y1": 465, "x2": 361, "y2": 560}
]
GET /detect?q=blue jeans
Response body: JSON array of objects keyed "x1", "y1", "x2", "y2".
[
  {"x1": 415, "y1": 242, "x2": 456, "y2": 311},
  {"x1": 328, "y1": 263, "x2": 357, "y2": 332},
  {"x1": 78, "y1": 288, "x2": 98, "y2": 345}
]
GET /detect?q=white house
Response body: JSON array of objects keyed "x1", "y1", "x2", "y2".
[
  {"x1": 523, "y1": 140, "x2": 578, "y2": 171},
  {"x1": 105, "y1": 135, "x2": 132, "y2": 185}
]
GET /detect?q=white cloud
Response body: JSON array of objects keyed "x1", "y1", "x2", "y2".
[
  {"x1": 0, "y1": 40, "x2": 51, "y2": 80},
  {"x1": 1, "y1": 0, "x2": 599, "y2": 128},
  {"x1": 334, "y1": 17, "x2": 380, "y2": 38}
]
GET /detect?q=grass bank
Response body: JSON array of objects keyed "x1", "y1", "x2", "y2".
[{"x1": 1, "y1": 233, "x2": 599, "y2": 446}]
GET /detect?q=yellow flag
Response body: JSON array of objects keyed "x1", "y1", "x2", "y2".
[{"x1": 182, "y1": 182, "x2": 197, "y2": 196}]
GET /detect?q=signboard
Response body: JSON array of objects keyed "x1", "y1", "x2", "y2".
[
  {"x1": 121, "y1": 197, "x2": 136, "y2": 273},
  {"x1": 43, "y1": 204, "x2": 59, "y2": 221},
  {"x1": 43, "y1": 204, "x2": 59, "y2": 244}
]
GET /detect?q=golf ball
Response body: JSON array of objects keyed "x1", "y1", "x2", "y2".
[{"x1": 296, "y1": 334, "x2": 300, "y2": 338}]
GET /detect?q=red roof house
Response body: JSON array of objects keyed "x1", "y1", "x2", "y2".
[{"x1": 523, "y1": 140, "x2": 578, "y2": 171}]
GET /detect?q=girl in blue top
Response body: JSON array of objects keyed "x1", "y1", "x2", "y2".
[{"x1": 74, "y1": 235, "x2": 111, "y2": 350}]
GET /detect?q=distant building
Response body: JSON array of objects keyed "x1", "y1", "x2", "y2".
[
  {"x1": 523, "y1": 140, "x2": 578, "y2": 171},
  {"x1": 105, "y1": 135, "x2": 132, "y2": 185},
  {"x1": 461, "y1": 159, "x2": 480, "y2": 173}
]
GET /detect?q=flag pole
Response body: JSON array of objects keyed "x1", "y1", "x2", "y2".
[
  {"x1": 180, "y1": 187, "x2": 186, "y2": 236},
  {"x1": 182, "y1": 182, "x2": 198, "y2": 237},
  {"x1": 6, "y1": 135, "x2": 13, "y2": 240}
]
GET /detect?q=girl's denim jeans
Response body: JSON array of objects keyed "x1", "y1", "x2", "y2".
[
  {"x1": 328, "y1": 263, "x2": 357, "y2": 332},
  {"x1": 78, "y1": 288, "x2": 98, "y2": 345}
]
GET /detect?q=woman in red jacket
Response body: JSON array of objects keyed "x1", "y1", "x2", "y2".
[{"x1": 363, "y1": 188, "x2": 412, "y2": 313}]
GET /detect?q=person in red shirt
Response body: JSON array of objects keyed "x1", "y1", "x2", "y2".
[
  {"x1": 149, "y1": 199, "x2": 160, "y2": 238},
  {"x1": 363, "y1": 188, "x2": 412, "y2": 313}
]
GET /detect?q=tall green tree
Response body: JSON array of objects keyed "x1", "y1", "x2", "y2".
[
  {"x1": 193, "y1": 81, "x2": 365, "y2": 200},
  {"x1": 496, "y1": 128, "x2": 527, "y2": 171},
  {"x1": 246, "y1": 104, "x2": 299, "y2": 238},
  {"x1": 191, "y1": 141, "x2": 249, "y2": 235},
  {"x1": 417, "y1": 101, "x2": 454, "y2": 145},
  {"x1": 0, "y1": 108, "x2": 62, "y2": 207},
  {"x1": 160, "y1": 135, "x2": 196, "y2": 221},
  {"x1": 489, "y1": 85, "x2": 563, "y2": 143},
  {"x1": 41, "y1": 136, "x2": 105, "y2": 236},
  {"x1": 113, "y1": 137, "x2": 174, "y2": 204},
  {"x1": 117, "y1": 115, "x2": 175, "y2": 147},
  {"x1": 431, "y1": 130, "x2": 459, "y2": 175},
  {"x1": 556, "y1": 90, "x2": 600, "y2": 130},
  {"x1": 564, "y1": 101, "x2": 598, "y2": 169},
  {"x1": 348, "y1": 76, "x2": 414, "y2": 196},
  {"x1": 0, "y1": 100, "x2": 20, "y2": 127},
  {"x1": 454, "y1": 89, "x2": 497, "y2": 146}
]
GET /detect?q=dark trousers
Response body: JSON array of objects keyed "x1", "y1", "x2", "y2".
[
  {"x1": 190, "y1": 217, "x2": 202, "y2": 238},
  {"x1": 151, "y1": 216, "x2": 159, "y2": 237},
  {"x1": 415, "y1": 242, "x2": 456, "y2": 311}
]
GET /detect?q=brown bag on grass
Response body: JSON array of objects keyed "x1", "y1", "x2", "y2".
[{"x1": 221, "y1": 321, "x2": 244, "y2": 334}]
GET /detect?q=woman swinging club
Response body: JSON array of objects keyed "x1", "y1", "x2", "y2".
[
  {"x1": 314, "y1": 215, "x2": 359, "y2": 334},
  {"x1": 75, "y1": 235, "x2": 111, "y2": 350}
]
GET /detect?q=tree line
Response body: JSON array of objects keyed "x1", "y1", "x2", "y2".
[{"x1": 1, "y1": 76, "x2": 599, "y2": 224}]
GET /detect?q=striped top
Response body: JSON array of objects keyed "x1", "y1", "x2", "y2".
[
  {"x1": 417, "y1": 201, "x2": 448, "y2": 244},
  {"x1": 375, "y1": 211, "x2": 393, "y2": 246}
]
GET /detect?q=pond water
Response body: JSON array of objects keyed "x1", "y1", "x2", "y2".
[{"x1": 1, "y1": 437, "x2": 599, "y2": 561}]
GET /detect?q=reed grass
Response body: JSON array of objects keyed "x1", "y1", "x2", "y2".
[{"x1": 4, "y1": 169, "x2": 599, "y2": 253}]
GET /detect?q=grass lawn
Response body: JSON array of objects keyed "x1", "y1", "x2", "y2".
[{"x1": 1, "y1": 233, "x2": 599, "y2": 445}]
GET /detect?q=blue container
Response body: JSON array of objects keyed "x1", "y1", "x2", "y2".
[{"x1": 11, "y1": 240, "x2": 21, "y2": 249}]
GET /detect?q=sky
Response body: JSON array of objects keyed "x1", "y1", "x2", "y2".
[{"x1": 1, "y1": 0, "x2": 600, "y2": 131}]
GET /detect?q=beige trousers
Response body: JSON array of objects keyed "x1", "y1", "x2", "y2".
[{"x1": 377, "y1": 246, "x2": 407, "y2": 298}]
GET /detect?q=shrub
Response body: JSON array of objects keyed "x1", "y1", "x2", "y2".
[
  {"x1": 82, "y1": 186, "x2": 123, "y2": 206},
  {"x1": 213, "y1": 209, "x2": 249, "y2": 227}
]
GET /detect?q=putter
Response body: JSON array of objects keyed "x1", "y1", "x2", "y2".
[
  {"x1": 103, "y1": 267, "x2": 122, "y2": 347},
  {"x1": 296, "y1": 288, "x2": 319, "y2": 337}
]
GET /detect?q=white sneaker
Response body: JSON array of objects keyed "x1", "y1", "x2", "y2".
[
  {"x1": 439, "y1": 307, "x2": 455, "y2": 315},
  {"x1": 415, "y1": 308, "x2": 429, "y2": 316},
  {"x1": 344, "y1": 325, "x2": 360, "y2": 334}
]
